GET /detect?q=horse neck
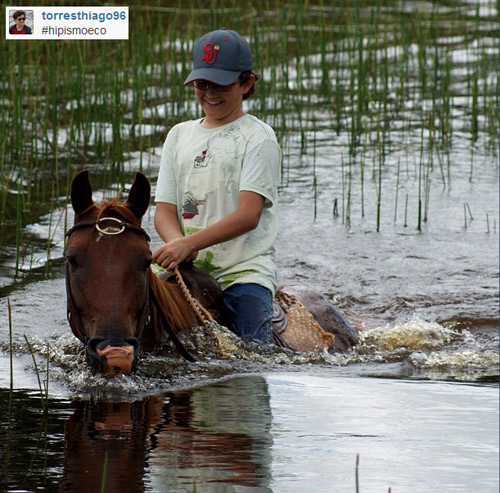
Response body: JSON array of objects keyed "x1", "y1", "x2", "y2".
[{"x1": 148, "y1": 272, "x2": 196, "y2": 336}]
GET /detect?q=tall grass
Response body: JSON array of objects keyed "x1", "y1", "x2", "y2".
[{"x1": 0, "y1": 0, "x2": 497, "y2": 280}]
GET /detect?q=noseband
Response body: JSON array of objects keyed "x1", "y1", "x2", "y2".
[{"x1": 65, "y1": 217, "x2": 196, "y2": 363}]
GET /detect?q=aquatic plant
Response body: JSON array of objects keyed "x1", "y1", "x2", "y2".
[
  {"x1": 0, "y1": 0, "x2": 497, "y2": 283},
  {"x1": 101, "y1": 451, "x2": 108, "y2": 493},
  {"x1": 8, "y1": 299, "x2": 13, "y2": 390},
  {"x1": 23, "y1": 335, "x2": 49, "y2": 414},
  {"x1": 4, "y1": 299, "x2": 14, "y2": 484},
  {"x1": 4, "y1": 306, "x2": 52, "y2": 487}
]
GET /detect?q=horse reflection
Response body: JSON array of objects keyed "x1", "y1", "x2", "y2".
[
  {"x1": 62, "y1": 376, "x2": 272, "y2": 492},
  {"x1": 62, "y1": 399, "x2": 154, "y2": 492}
]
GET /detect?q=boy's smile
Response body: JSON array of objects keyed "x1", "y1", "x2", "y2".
[
  {"x1": 202, "y1": 96, "x2": 223, "y2": 106},
  {"x1": 193, "y1": 75, "x2": 255, "y2": 129}
]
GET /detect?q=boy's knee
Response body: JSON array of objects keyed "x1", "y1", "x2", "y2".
[{"x1": 222, "y1": 284, "x2": 273, "y2": 344}]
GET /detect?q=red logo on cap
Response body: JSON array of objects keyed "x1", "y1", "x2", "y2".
[{"x1": 201, "y1": 42, "x2": 219, "y2": 65}]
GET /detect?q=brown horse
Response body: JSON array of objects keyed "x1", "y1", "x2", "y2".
[
  {"x1": 65, "y1": 170, "x2": 201, "y2": 376},
  {"x1": 66, "y1": 171, "x2": 358, "y2": 377}
]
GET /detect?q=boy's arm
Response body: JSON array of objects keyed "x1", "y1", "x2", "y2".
[
  {"x1": 154, "y1": 202, "x2": 183, "y2": 242},
  {"x1": 152, "y1": 191, "x2": 265, "y2": 271}
]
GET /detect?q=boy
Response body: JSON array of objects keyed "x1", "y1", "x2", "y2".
[
  {"x1": 153, "y1": 29, "x2": 281, "y2": 344},
  {"x1": 9, "y1": 11, "x2": 32, "y2": 34}
]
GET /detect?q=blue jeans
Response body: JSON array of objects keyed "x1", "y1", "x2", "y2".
[{"x1": 222, "y1": 283, "x2": 273, "y2": 344}]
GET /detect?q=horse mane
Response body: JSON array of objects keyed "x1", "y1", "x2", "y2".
[
  {"x1": 96, "y1": 198, "x2": 141, "y2": 224},
  {"x1": 148, "y1": 272, "x2": 196, "y2": 340},
  {"x1": 75, "y1": 195, "x2": 143, "y2": 225}
]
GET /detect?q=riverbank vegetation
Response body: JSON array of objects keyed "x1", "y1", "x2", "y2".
[{"x1": 0, "y1": 0, "x2": 498, "y2": 283}]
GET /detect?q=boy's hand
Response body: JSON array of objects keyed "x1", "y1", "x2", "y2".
[{"x1": 152, "y1": 237, "x2": 197, "y2": 271}]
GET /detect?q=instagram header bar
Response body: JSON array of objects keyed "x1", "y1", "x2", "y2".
[{"x1": 6, "y1": 6, "x2": 129, "y2": 40}]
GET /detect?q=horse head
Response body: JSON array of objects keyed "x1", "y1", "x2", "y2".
[{"x1": 65, "y1": 170, "x2": 152, "y2": 377}]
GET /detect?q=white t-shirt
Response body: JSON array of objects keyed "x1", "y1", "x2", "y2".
[{"x1": 155, "y1": 114, "x2": 281, "y2": 294}]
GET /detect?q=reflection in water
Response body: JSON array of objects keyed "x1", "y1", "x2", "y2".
[
  {"x1": 63, "y1": 399, "x2": 152, "y2": 492},
  {"x1": 1, "y1": 375, "x2": 498, "y2": 492},
  {"x1": 62, "y1": 375, "x2": 272, "y2": 492},
  {"x1": 0, "y1": 389, "x2": 71, "y2": 492},
  {"x1": 151, "y1": 376, "x2": 272, "y2": 491}
]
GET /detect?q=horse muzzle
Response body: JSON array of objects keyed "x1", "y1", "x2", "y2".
[{"x1": 87, "y1": 337, "x2": 140, "y2": 377}]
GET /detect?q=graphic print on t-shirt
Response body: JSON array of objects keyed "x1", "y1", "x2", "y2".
[
  {"x1": 194, "y1": 149, "x2": 208, "y2": 168},
  {"x1": 181, "y1": 191, "x2": 206, "y2": 219}
]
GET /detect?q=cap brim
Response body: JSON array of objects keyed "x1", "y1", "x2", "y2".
[{"x1": 184, "y1": 68, "x2": 240, "y2": 86}]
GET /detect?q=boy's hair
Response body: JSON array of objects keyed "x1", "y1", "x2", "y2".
[
  {"x1": 240, "y1": 71, "x2": 261, "y2": 100},
  {"x1": 13, "y1": 10, "x2": 26, "y2": 20}
]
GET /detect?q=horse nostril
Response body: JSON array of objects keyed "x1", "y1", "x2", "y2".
[
  {"x1": 87, "y1": 337, "x2": 106, "y2": 355},
  {"x1": 125, "y1": 337, "x2": 140, "y2": 354},
  {"x1": 86, "y1": 337, "x2": 106, "y2": 373}
]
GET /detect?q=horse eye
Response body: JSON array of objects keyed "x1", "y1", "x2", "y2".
[{"x1": 65, "y1": 255, "x2": 78, "y2": 268}]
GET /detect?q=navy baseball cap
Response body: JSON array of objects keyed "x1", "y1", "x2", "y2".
[{"x1": 184, "y1": 28, "x2": 253, "y2": 86}]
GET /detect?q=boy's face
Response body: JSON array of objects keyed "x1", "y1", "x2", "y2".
[
  {"x1": 193, "y1": 75, "x2": 255, "y2": 127},
  {"x1": 15, "y1": 14, "x2": 26, "y2": 29}
]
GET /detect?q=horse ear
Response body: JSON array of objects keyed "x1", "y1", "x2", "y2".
[
  {"x1": 126, "y1": 172, "x2": 151, "y2": 219},
  {"x1": 70, "y1": 170, "x2": 95, "y2": 217}
]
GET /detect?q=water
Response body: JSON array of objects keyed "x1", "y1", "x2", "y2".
[
  {"x1": 1, "y1": 374, "x2": 498, "y2": 492},
  {"x1": 0, "y1": 0, "x2": 498, "y2": 491},
  {"x1": 267, "y1": 374, "x2": 499, "y2": 492}
]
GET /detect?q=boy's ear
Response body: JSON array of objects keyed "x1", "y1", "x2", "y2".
[{"x1": 243, "y1": 73, "x2": 256, "y2": 88}]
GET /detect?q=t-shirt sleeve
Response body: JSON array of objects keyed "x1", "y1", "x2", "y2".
[
  {"x1": 155, "y1": 128, "x2": 178, "y2": 204},
  {"x1": 240, "y1": 139, "x2": 281, "y2": 208}
]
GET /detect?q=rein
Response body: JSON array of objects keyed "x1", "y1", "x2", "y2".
[
  {"x1": 65, "y1": 217, "x2": 196, "y2": 362},
  {"x1": 148, "y1": 280, "x2": 196, "y2": 362},
  {"x1": 173, "y1": 267, "x2": 214, "y2": 327},
  {"x1": 65, "y1": 261, "x2": 89, "y2": 343}
]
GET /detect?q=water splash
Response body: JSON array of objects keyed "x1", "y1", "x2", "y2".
[
  {"x1": 359, "y1": 317, "x2": 460, "y2": 352},
  {"x1": 4, "y1": 316, "x2": 497, "y2": 397},
  {"x1": 349, "y1": 317, "x2": 499, "y2": 381},
  {"x1": 420, "y1": 349, "x2": 498, "y2": 369},
  {"x1": 6, "y1": 326, "x2": 337, "y2": 398}
]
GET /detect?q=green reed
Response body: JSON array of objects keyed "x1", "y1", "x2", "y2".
[
  {"x1": 393, "y1": 158, "x2": 400, "y2": 224},
  {"x1": 0, "y1": 0, "x2": 498, "y2": 281},
  {"x1": 8, "y1": 299, "x2": 13, "y2": 390},
  {"x1": 4, "y1": 302, "x2": 54, "y2": 487},
  {"x1": 376, "y1": 115, "x2": 383, "y2": 233},
  {"x1": 4, "y1": 299, "x2": 14, "y2": 485},
  {"x1": 23, "y1": 335, "x2": 49, "y2": 414},
  {"x1": 101, "y1": 451, "x2": 109, "y2": 493}
]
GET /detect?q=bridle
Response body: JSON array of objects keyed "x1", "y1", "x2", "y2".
[
  {"x1": 65, "y1": 217, "x2": 151, "y2": 344},
  {"x1": 65, "y1": 217, "x2": 195, "y2": 362},
  {"x1": 65, "y1": 216, "x2": 152, "y2": 242}
]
